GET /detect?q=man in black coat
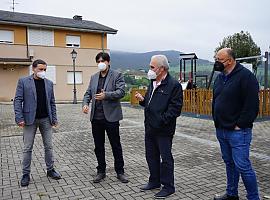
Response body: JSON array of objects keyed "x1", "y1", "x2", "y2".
[
  {"x1": 135, "y1": 55, "x2": 183, "y2": 199},
  {"x1": 212, "y1": 48, "x2": 260, "y2": 200}
]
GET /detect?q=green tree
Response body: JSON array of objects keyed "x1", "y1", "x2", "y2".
[
  {"x1": 123, "y1": 74, "x2": 135, "y2": 85},
  {"x1": 215, "y1": 31, "x2": 261, "y2": 72}
]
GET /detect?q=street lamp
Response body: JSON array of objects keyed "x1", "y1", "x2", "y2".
[{"x1": 71, "y1": 49, "x2": 77, "y2": 104}]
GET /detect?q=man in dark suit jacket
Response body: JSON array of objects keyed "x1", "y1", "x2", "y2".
[
  {"x1": 135, "y1": 55, "x2": 183, "y2": 199},
  {"x1": 82, "y1": 52, "x2": 128, "y2": 183},
  {"x1": 14, "y1": 59, "x2": 61, "y2": 187}
]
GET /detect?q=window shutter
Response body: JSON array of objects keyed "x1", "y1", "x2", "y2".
[
  {"x1": 67, "y1": 71, "x2": 83, "y2": 84},
  {"x1": 66, "y1": 35, "x2": 80, "y2": 47},
  {"x1": 28, "y1": 28, "x2": 54, "y2": 46},
  {"x1": 0, "y1": 30, "x2": 14, "y2": 44}
]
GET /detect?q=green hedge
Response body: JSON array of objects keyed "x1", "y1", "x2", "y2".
[{"x1": 121, "y1": 93, "x2": 131, "y2": 102}]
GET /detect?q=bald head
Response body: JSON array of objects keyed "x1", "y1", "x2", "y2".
[
  {"x1": 217, "y1": 48, "x2": 236, "y2": 61},
  {"x1": 215, "y1": 48, "x2": 237, "y2": 74}
]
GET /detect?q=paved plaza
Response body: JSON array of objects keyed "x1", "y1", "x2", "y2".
[{"x1": 0, "y1": 104, "x2": 269, "y2": 200}]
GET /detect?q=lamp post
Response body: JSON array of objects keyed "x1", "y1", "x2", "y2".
[{"x1": 71, "y1": 49, "x2": 77, "y2": 104}]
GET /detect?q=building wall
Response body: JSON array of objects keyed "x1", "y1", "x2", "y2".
[
  {"x1": 0, "y1": 38, "x2": 109, "y2": 102},
  {"x1": 54, "y1": 65, "x2": 98, "y2": 101},
  {"x1": 54, "y1": 29, "x2": 107, "y2": 49},
  {"x1": 0, "y1": 44, "x2": 28, "y2": 58},
  {"x1": 0, "y1": 24, "x2": 26, "y2": 45},
  {"x1": 28, "y1": 45, "x2": 107, "y2": 66},
  {"x1": 29, "y1": 46, "x2": 105, "y2": 101},
  {"x1": 0, "y1": 45, "x2": 106, "y2": 101},
  {"x1": 0, "y1": 23, "x2": 111, "y2": 102},
  {"x1": 0, "y1": 65, "x2": 28, "y2": 101},
  {"x1": 0, "y1": 64, "x2": 100, "y2": 102}
]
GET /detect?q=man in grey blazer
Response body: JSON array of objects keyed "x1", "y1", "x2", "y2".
[
  {"x1": 14, "y1": 59, "x2": 61, "y2": 187},
  {"x1": 82, "y1": 52, "x2": 128, "y2": 183}
]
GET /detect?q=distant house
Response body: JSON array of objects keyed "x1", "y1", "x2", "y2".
[
  {"x1": 138, "y1": 85, "x2": 147, "y2": 89},
  {"x1": 124, "y1": 70, "x2": 147, "y2": 80},
  {"x1": 0, "y1": 10, "x2": 117, "y2": 101}
]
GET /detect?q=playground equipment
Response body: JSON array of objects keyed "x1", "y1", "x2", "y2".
[
  {"x1": 130, "y1": 51, "x2": 270, "y2": 118},
  {"x1": 179, "y1": 53, "x2": 210, "y2": 89}
]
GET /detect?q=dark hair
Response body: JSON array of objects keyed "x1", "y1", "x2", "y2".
[
  {"x1": 32, "y1": 59, "x2": 47, "y2": 68},
  {"x1": 95, "y1": 52, "x2": 110, "y2": 63},
  {"x1": 227, "y1": 49, "x2": 236, "y2": 60}
]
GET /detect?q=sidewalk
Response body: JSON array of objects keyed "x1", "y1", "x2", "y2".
[{"x1": 1, "y1": 104, "x2": 269, "y2": 200}]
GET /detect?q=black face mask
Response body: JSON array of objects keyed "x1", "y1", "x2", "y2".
[{"x1": 214, "y1": 61, "x2": 225, "y2": 72}]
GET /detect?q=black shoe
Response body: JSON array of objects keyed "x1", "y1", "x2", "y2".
[
  {"x1": 214, "y1": 193, "x2": 239, "y2": 200},
  {"x1": 93, "y1": 173, "x2": 106, "y2": 183},
  {"x1": 154, "y1": 189, "x2": 175, "y2": 199},
  {"x1": 140, "y1": 183, "x2": 161, "y2": 191},
  {"x1": 20, "y1": 174, "x2": 30, "y2": 187},
  {"x1": 47, "y1": 169, "x2": 61, "y2": 180},
  {"x1": 117, "y1": 173, "x2": 129, "y2": 183}
]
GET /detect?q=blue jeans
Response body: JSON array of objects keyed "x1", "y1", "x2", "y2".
[
  {"x1": 216, "y1": 128, "x2": 260, "y2": 200},
  {"x1": 22, "y1": 117, "x2": 54, "y2": 175},
  {"x1": 145, "y1": 134, "x2": 175, "y2": 193}
]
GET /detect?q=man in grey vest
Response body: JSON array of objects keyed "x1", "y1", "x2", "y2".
[{"x1": 82, "y1": 52, "x2": 128, "y2": 183}]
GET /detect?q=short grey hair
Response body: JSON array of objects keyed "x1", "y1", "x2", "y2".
[
  {"x1": 225, "y1": 48, "x2": 236, "y2": 60},
  {"x1": 151, "y1": 55, "x2": 170, "y2": 70}
]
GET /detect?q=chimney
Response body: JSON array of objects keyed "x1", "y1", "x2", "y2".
[{"x1": 73, "y1": 15, "x2": 82, "y2": 20}]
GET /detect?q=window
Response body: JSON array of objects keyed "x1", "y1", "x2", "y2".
[
  {"x1": 0, "y1": 30, "x2": 14, "y2": 44},
  {"x1": 46, "y1": 66, "x2": 56, "y2": 84},
  {"x1": 66, "y1": 35, "x2": 80, "y2": 47},
  {"x1": 67, "y1": 71, "x2": 83, "y2": 84},
  {"x1": 28, "y1": 28, "x2": 54, "y2": 46}
]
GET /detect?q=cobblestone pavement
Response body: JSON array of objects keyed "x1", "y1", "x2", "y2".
[{"x1": 0, "y1": 104, "x2": 269, "y2": 200}]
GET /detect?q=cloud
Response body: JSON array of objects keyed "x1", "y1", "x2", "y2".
[{"x1": 1, "y1": 0, "x2": 269, "y2": 60}]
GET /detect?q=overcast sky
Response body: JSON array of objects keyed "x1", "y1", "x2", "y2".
[{"x1": 1, "y1": 0, "x2": 269, "y2": 60}]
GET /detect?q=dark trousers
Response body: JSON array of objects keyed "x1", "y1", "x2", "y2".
[
  {"x1": 145, "y1": 133, "x2": 175, "y2": 193},
  {"x1": 91, "y1": 119, "x2": 125, "y2": 174}
]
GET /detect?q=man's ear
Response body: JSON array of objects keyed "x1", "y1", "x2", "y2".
[{"x1": 160, "y1": 66, "x2": 165, "y2": 72}]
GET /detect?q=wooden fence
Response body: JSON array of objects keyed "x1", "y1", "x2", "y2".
[
  {"x1": 182, "y1": 89, "x2": 213, "y2": 116},
  {"x1": 130, "y1": 88, "x2": 270, "y2": 118},
  {"x1": 130, "y1": 89, "x2": 147, "y2": 105}
]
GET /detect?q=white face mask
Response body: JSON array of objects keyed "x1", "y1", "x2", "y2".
[
  {"x1": 147, "y1": 69, "x2": 157, "y2": 80},
  {"x1": 98, "y1": 62, "x2": 107, "y2": 71},
  {"x1": 36, "y1": 71, "x2": 46, "y2": 79}
]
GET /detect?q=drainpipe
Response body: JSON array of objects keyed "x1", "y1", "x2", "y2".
[
  {"x1": 101, "y1": 32, "x2": 104, "y2": 52},
  {"x1": 26, "y1": 27, "x2": 29, "y2": 59}
]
